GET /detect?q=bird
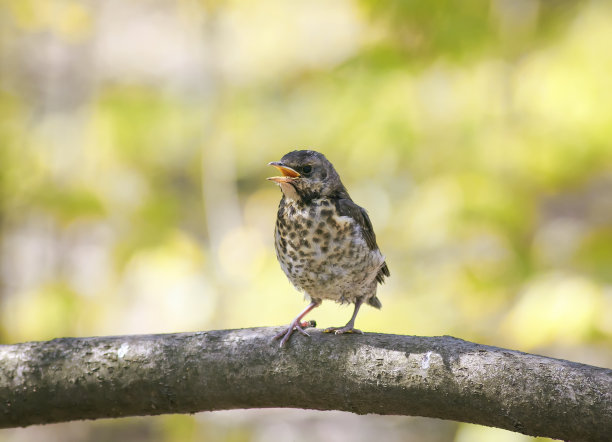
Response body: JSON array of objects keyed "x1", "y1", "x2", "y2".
[{"x1": 267, "y1": 150, "x2": 390, "y2": 347}]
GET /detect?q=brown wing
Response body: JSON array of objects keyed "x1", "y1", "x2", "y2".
[{"x1": 336, "y1": 198, "x2": 390, "y2": 284}]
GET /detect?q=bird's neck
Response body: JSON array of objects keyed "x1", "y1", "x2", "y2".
[{"x1": 278, "y1": 182, "x2": 302, "y2": 202}]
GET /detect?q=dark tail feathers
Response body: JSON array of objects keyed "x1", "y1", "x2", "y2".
[{"x1": 368, "y1": 296, "x2": 382, "y2": 309}]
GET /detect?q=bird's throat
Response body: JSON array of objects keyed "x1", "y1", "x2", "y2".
[{"x1": 279, "y1": 181, "x2": 301, "y2": 202}]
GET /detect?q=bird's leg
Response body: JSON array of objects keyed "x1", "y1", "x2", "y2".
[
  {"x1": 274, "y1": 300, "x2": 320, "y2": 347},
  {"x1": 325, "y1": 298, "x2": 364, "y2": 335}
]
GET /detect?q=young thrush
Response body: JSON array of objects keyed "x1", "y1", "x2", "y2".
[{"x1": 267, "y1": 150, "x2": 390, "y2": 347}]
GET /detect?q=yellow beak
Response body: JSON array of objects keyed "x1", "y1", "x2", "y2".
[{"x1": 267, "y1": 162, "x2": 300, "y2": 182}]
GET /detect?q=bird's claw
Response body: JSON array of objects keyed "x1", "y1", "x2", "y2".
[
  {"x1": 274, "y1": 320, "x2": 317, "y2": 347},
  {"x1": 324, "y1": 326, "x2": 363, "y2": 335}
]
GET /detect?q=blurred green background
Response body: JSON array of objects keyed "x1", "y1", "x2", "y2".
[{"x1": 1, "y1": 0, "x2": 611, "y2": 441}]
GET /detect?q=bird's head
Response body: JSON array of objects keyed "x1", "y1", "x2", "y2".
[{"x1": 267, "y1": 150, "x2": 348, "y2": 202}]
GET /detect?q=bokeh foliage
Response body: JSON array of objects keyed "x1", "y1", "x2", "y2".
[{"x1": 0, "y1": 0, "x2": 611, "y2": 441}]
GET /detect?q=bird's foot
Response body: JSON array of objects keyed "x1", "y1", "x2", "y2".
[
  {"x1": 324, "y1": 326, "x2": 363, "y2": 335},
  {"x1": 274, "y1": 320, "x2": 317, "y2": 347}
]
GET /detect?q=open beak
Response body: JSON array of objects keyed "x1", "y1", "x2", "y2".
[{"x1": 267, "y1": 162, "x2": 300, "y2": 183}]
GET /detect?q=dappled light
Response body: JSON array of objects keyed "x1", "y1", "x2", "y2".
[{"x1": 1, "y1": 0, "x2": 611, "y2": 441}]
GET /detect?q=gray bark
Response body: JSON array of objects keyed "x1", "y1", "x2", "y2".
[{"x1": 0, "y1": 327, "x2": 610, "y2": 440}]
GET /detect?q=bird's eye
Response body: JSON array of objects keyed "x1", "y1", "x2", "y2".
[{"x1": 302, "y1": 165, "x2": 313, "y2": 175}]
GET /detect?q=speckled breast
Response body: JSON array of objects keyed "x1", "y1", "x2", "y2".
[{"x1": 274, "y1": 197, "x2": 384, "y2": 303}]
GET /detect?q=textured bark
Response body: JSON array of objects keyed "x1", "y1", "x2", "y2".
[{"x1": 0, "y1": 328, "x2": 610, "y2": 440}]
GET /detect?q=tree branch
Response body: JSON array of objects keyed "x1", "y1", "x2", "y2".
[{"x1": 0, "y1": 328, "x2": 610, "y2": 440}]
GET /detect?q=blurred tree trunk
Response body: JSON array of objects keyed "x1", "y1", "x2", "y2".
[{"x1": 0, "y1": 328, "x2": 610, "y2": 441}]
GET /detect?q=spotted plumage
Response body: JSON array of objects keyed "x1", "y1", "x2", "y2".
[{"x1": 268, "y1": 150, "x2": 390, "y2": 347}]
